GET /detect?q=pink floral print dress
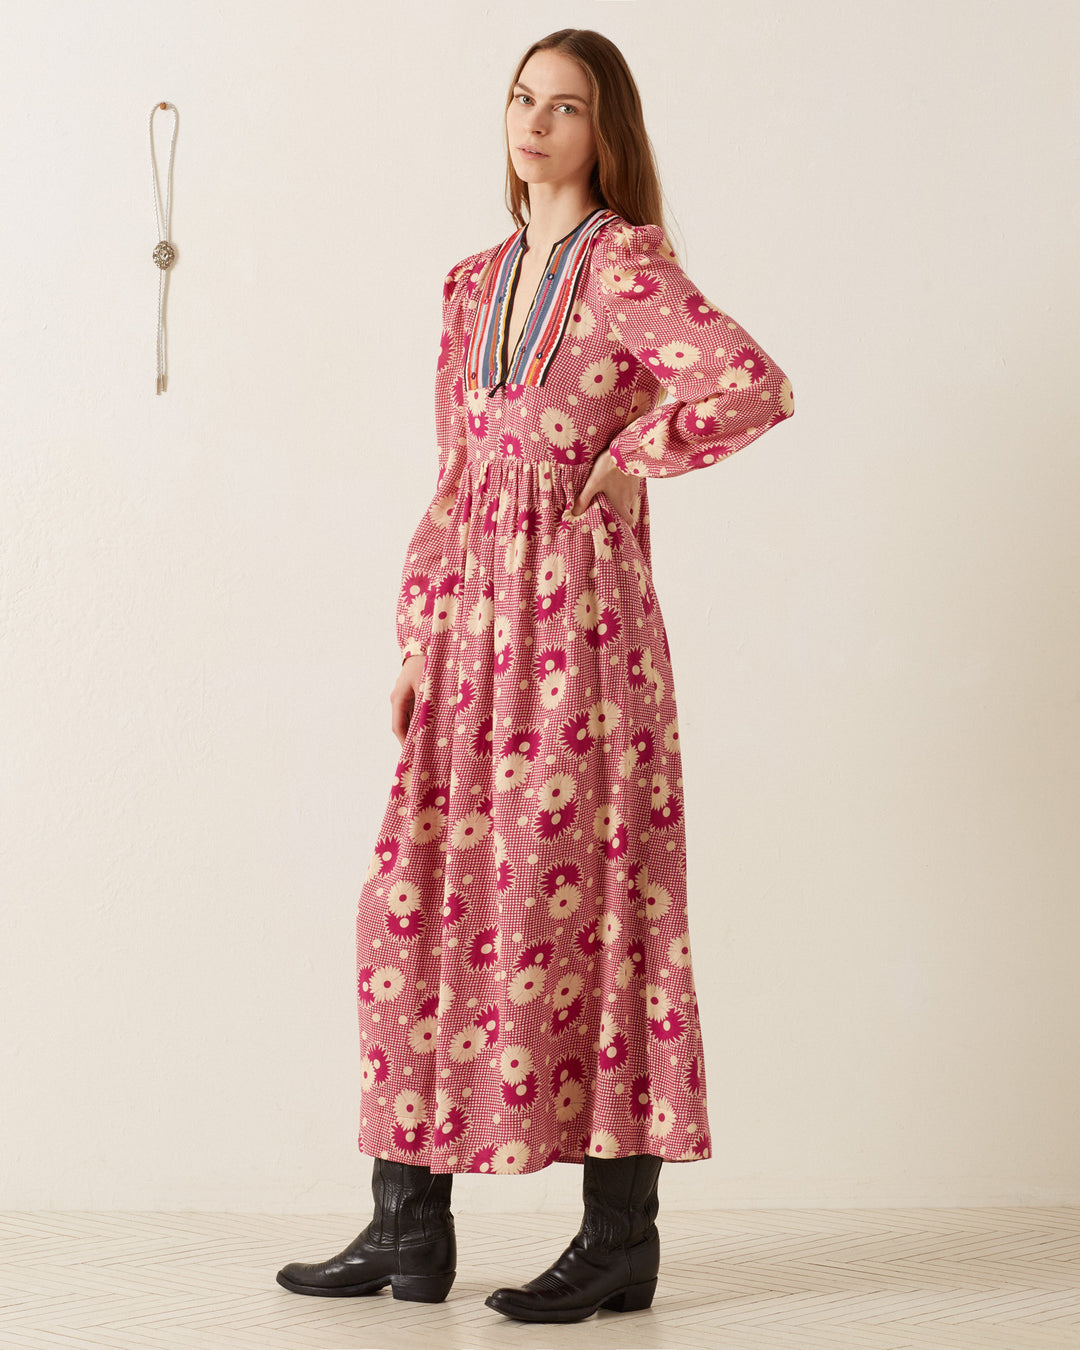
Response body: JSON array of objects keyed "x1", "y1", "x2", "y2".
[{"x1": 355, "y1": 208, "x2": 795, "y2": 1175}]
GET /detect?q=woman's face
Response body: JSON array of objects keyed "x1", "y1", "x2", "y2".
[{"x1": 506, "y1": 49, "x2": 598, "y2": 195}]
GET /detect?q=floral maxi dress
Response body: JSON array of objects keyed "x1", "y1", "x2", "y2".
[{"x1": 355, "y1": 208, "x2": 795, "y2": 1175}]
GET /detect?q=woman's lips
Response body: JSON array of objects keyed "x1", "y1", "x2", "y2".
[{"x1": 519, "y1": 146, "x2": 548, "y2": 158}]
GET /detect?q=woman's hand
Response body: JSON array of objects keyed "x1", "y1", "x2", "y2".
[
  {"x1": 569, "y1": 448, "x2": 640, "y2": 529},
  {"x1": 392, "y1": 654, "x2": 425, "y2": 746}
]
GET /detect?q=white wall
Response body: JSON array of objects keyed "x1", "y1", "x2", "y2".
[{"x1": 3, "y1": 0, "x2": 1078, "y2": 1213}]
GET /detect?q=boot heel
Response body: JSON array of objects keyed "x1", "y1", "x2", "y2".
[
  {"x1": 390, "y1": 1270, "x2": 456, "y2": 1303},
  {"x1": 601, "y1": 1276, "x2": 657, "y2": 1312}
]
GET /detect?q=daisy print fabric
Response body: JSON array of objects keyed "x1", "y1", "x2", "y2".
[{"x1": 357, "y1": 211, "x2": 794, "y2": 1175}]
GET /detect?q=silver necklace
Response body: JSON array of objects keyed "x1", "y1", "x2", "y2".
[{"x1": 149, "y1": 101, "x2": 179, "y2": 394}]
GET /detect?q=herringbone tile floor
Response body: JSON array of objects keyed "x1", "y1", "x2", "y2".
[{"x1": 0, "y1": 1207, "x2": 1078, "y2": 1349}]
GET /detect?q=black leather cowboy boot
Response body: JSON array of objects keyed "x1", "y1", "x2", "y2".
[
  {"x1": 484, "y1": 1152, "x2": 662, "y2": 1323},
  {"x1": 276, "y1": 1158, "x2": 456, "y2": 1302}
]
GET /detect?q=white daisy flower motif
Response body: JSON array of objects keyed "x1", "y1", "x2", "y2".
[
  {"x1": 648, "y1": 1098, "x2": 676, "y2": 1138},
  {"x1": 631, "y1": 556, "x2": 650, "y2": 602},
  {"x1": 430, "y1": 488, "x2": 456, "y2": 530},
  {"x1": 492, "y1": 831, "x2": 511, "y2": 867},
  {"x1": 779, "y1": 374, "x2": 795, "y2": 418},
  {"x1": 359, "y1": 1055, "x2": 380, "y2": 1090},
  {"x1": 579, "y1": 356, "x2": 619, "y2": 399},
  {"x1": 539, "y1": 670, "x2": 567, "y2": 710},
  {"x1": 467, "y1": 593, "x2": 494, "y2": 636},
  {"x1": 536, "y1": 552, "x2": 566, "y2": 596},
  {"x1": 637, "y1": 421, "x2": 669, "y2": 462},
  {"x1": 495, "y1": 753, "x2": 529, "y2": 792},
  {"x1": 547, "y1": 883, "x2": 582, "y2": 920},
  {"x1": 554, "y1": 1076, "x2": 585, "y2": 1121},
  {"x1": 650, "y1": 772, "x2": 672, "y2": 812},
  {"x1": 408, "y1": 1016, "x2": 438, "y2": 1055},
  {"x1": 500, "y1": 1045, "x2": 533, "y2": 1083},
  {"x1": 385, "y1": 881, "x2": 422, "y2": 917},
  {"x1": 493, "y1": 614, "x2": 513, "y2": 647},
  {"x1": 644, "y1": 881, "x2": 673, "y2": 920},
  {"x1": 599, "y1": 1010, "x2": 620, "y2": 1046},
  {"x1": 551, "y1": 971, "x2": 585, "y2": 1009},
  {"x1": 491, "y1": 1141, "x2": 531, "y2": 1174},
  {"x1": 370, "y1": 966, "x2": 404, "y2": 1002},
  {"x1": 662, "y1": 718, "x2": 680, "y2": 755},
  {"x1": 588, "y1": 699, "x2": 621, "y2": 739},
  {"x1": 540, "y1": 406, "x2": 581, "y2": 449},
  {"x1": 593, "y1": 803, "x2": 624, "y2": 844},
  {"x1": 537, "y1": 772, "x2": 576, "y2": 812},
  {"x1": 586, "y1": 1130, "x2": 621, "y2": 1158},
  {"x1": 574, "y1": 588, "x2": 601, "y2": 630},
  {"x1": 656, "y1": 338, "x2": 702, "y2": 372},
  {"x1": 393, "y1": 1088, "x2": 428, "y2": 1128},
  {"x1": 508, "y1": 963, "x2": 546, "y2": 1005},
  {"x1": 566, "y1": 299, "x2": 598, "y2": 341},
  {"x1": 598, "y1": 911, "x2": 622, "y2": 946},
  {"x1": 410, "y1": 806, "x2": 446, "y2": 844},
  {"x1": 451, "y1": 809, "x2": 491, "y2": 850},
  {"x1": 615, "y1": 956, "x2": 636, "y2": 990},
  {"x1": 505, "y1": 532, "x2": 529, "y2": 575},
  {"x1": 667, "y1": 932, "x2": 693, "y2": 968},
  {"x1": 720, "y1": 357, "x2": 758, "y2": 392},
  {"x1": 642, "y1": 983, "x2": 673, "y2": 1019},
  {"x1": 431, "y1": 594, "x2": 458, "y2": 638},
  {"x1": 449, "y1": 1023, "x2": 485, "y2": 1063},
  {"x1": 437, "y1": 981, "x2": 455, "y2": 1014}
]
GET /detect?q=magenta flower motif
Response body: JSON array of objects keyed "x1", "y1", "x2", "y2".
[
  {"x1": 650, "y1": 794, "x2": 683, "y2": 831},
  {"x1": 629, "y1": 1072, "x2": 653, "y2": 1122},
  {"x1": 626, "y1": 649, "x2": 650, "y2": 692},
  {"x1": 597, "y1": 1030, "x2": 629, "y2": 1072},
  {"x1": 442, "y1": 890, "x2": 468, "y2": 928},
  {"x1": 467, "y1": 926, "x2": 501, "y2": 970},
  {"x1": 540, "y1": 860, "x2": 581, "y2": 897},
  {"x1": 551, "y1": 438, "x2": 591, "y2": 467},
  {"x1": 516, "y1": 938, "x2": 555, "y2": 971},
  {"x1": 685, "y1": 1054, "x2": 702, "y2": 1095},
  {"x1": 468, "y1": 1144, "x2": 499, "y2": 1173},
  {"x1": 649, "y1": 1006, "x2": 687, "y2": 1042},
  {"x1": 500, "y1": 727, "x2": 541, "y2": 761},
  {"x1": 418, "y1": 994, "x2": 440, "y2": 1019},
  {"x1": 500, "y1": 431, "x2": 525, "y2": 459},
  {"x1": 474, "y1": 1002, "x2": 500, "y2": 1045},
  {"x1": 356, "y1": 965, "x2": 375, "y2": 1004},
  {"x1": 368, "y1": 835, "x2": 400, "y2": 873},
  {"x1": 468, "y1": 408, "x2": 489, "y2": 439},
  {"x1": 366, "y1": 1045, "x2": 389, "y2": 1082},
  {"x1": 581, "y1": 605, "x2": 621, "y2": 650},
  {"x1": 455, "y1": 678, "x2": 476, "y2": 715},
  {"x1": 609, "y1": 345, "x2": 641, "y2": 391},
  {"x1": 493, "y1": 644, "x2": 513, "y2": 675},
  {"x1": 726, "y1": 343, "x2": 767, "y2": 385},
  {"x1": 494, "y1": 855, "x2": 515, "y2": 892},
  {"x1": 501, "y1": 1070, "x2": 539, "y2": 1110},
  {"x1": 391, "y1": 1120, "x2": 430, "y2": 1154},
  {"x1": 471, "y1": 714, "x2": 494, "y2": 758},
  {"x1": 559, "y1": 711, "x2": 595, "y2": 759},
  {"x1": 550, "y1": 1055, "x2": 587, "y2": 1093},
  {"x1": 515, "y1": 505, "x2": 540, "y2": 537},
  {"x1": 386, "y1": 907, "x2": 425, "y2": 940},
  {"x1": 535, "y1": 582, "x2": 567, "y2": 624},
  {"x1": 482, "y1": 495, "x2": 501, "y2": 537},
  {"x1": 534, "y1": 799, "x2": 577, "y2": 841},
  {"x1": 690, "y1": 1133, "x2": 711, "y2": 1157},
  {"x1": 551, "y1": 994, "x2": 583, "y2": 1033},
  {"x1": 621, "y1": 267, "x2": 662, "y2": 303},
  {"x1": 535, "y1": 645, "x2": 567, "y2": 680},
  {"x1": 433, "y1": 1104, "x2": 469, "y2": 1146},
  {"x1": 574, "y1": 919, "x2": 600, "y2": 959}
]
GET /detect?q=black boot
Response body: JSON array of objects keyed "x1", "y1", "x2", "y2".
[
  {"x1": 276, "y1": 1158, "x2": 456, "y2": 1302},
  {"x1": 484, "y1": 1152, "x2": 662, "y2": 1323}
]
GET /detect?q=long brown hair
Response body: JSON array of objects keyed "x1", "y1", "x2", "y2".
[{"x1": 504, "y1": 29, "x2": 675, "y2": 254}]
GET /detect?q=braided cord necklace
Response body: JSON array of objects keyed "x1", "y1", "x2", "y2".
[{"x1": 149, "y1": 101, "x2": 179, "y2": 394}]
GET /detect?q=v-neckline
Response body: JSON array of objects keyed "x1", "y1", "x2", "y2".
[{"x1": 501, "y1": 207, "x2": 606, "y2": 376}]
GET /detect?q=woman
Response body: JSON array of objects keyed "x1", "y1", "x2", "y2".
[{"x1": 277, "y1": 27, "x2": 794, "y2": 1325}]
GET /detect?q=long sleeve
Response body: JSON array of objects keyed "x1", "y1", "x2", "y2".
[
  {"x1": 593, "y1": 221, "x2": 794, "y2": 479},
  {"x1": 395, "y1": 251, "x2": 484, "y2": 666}
]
